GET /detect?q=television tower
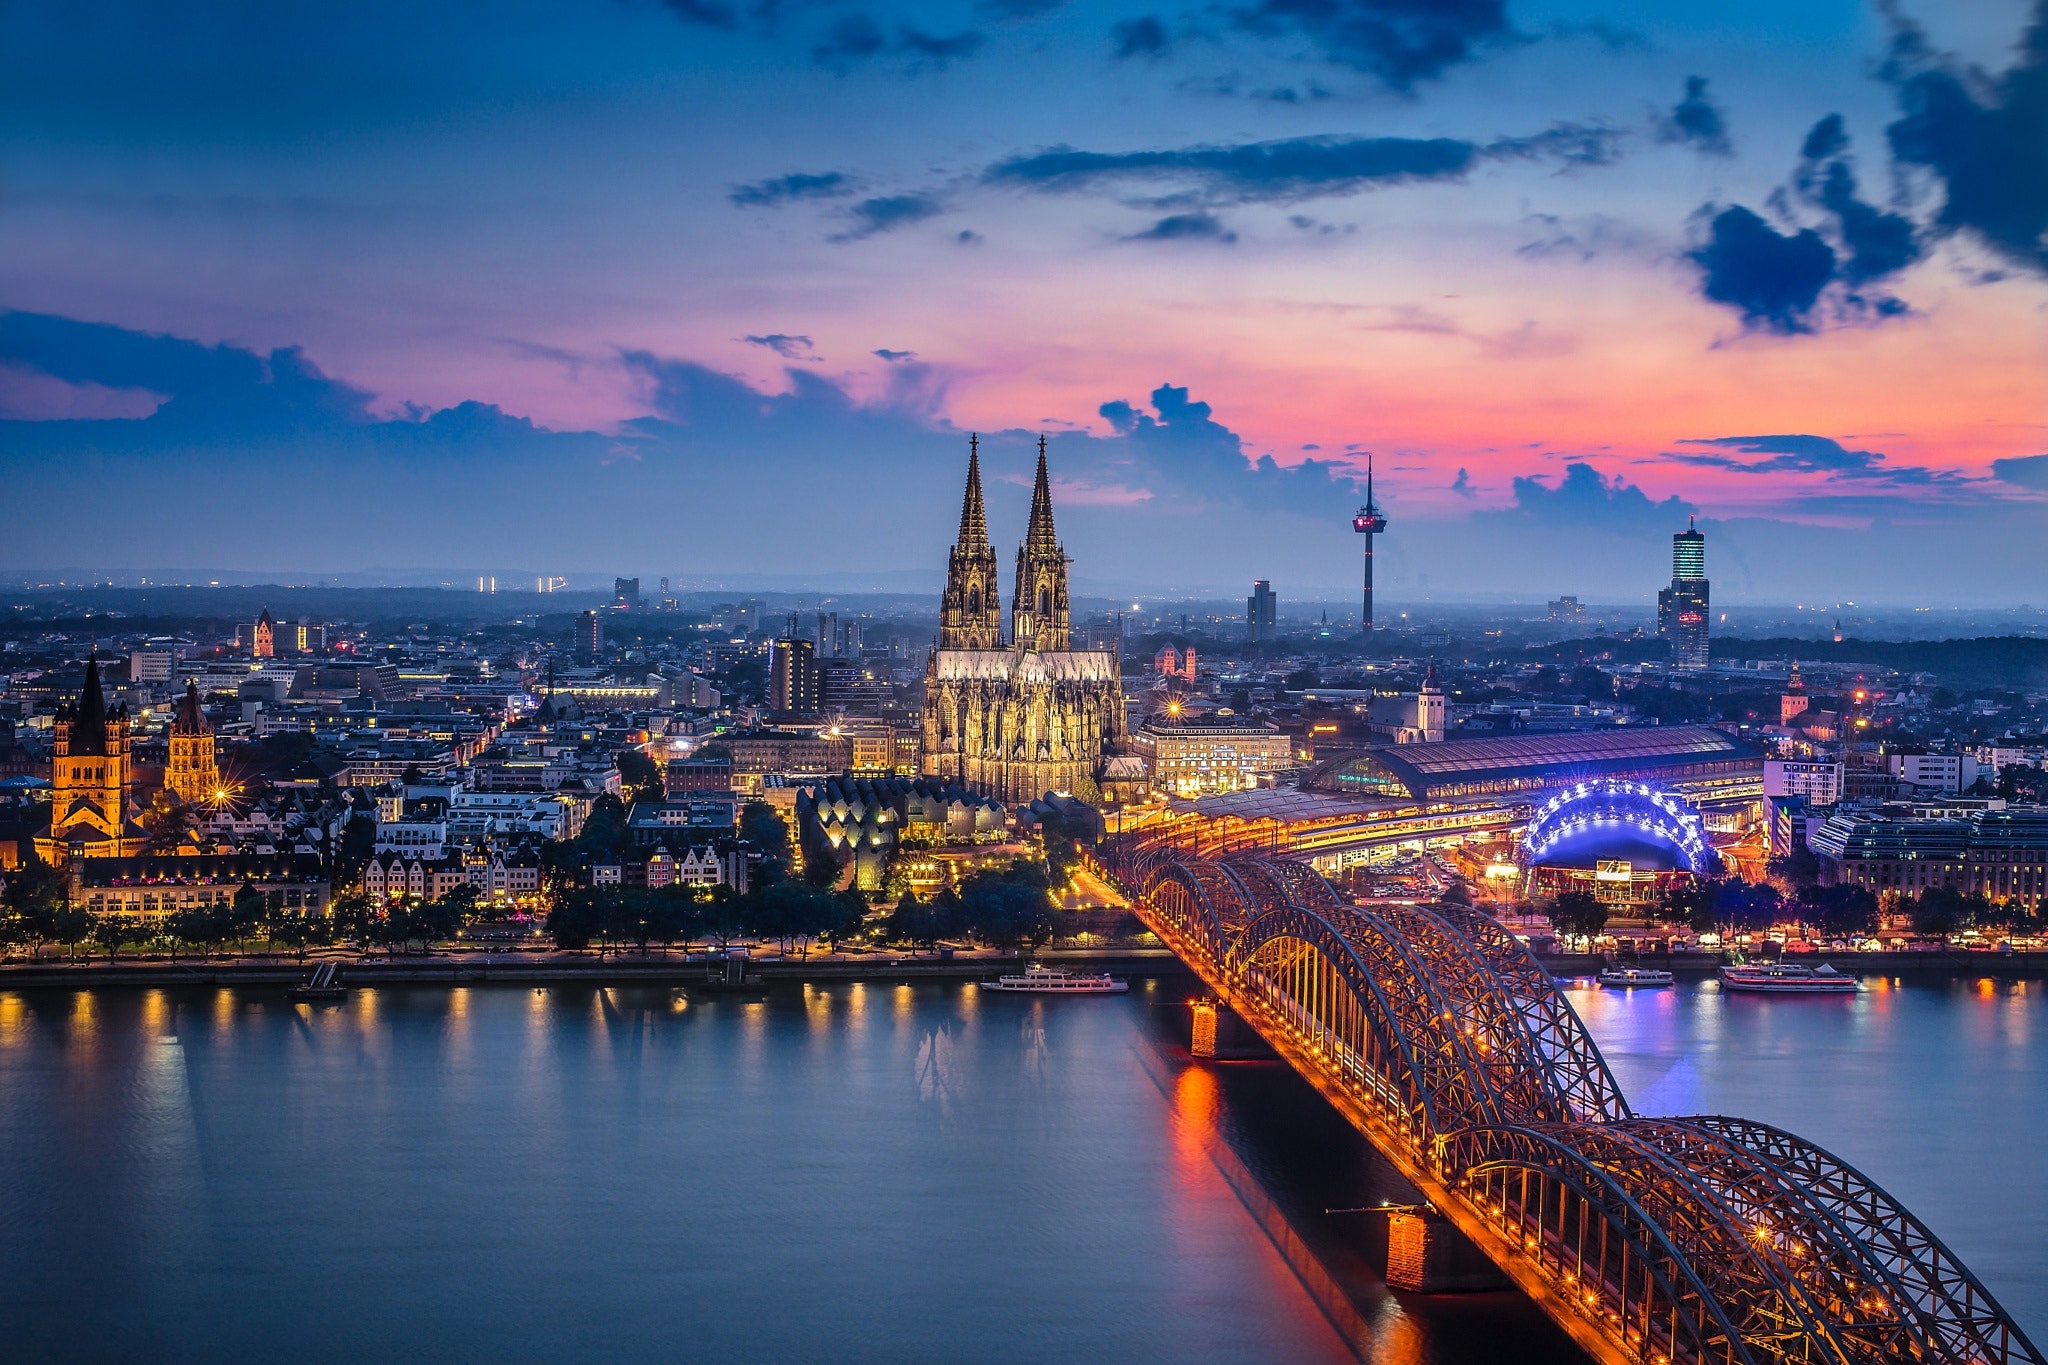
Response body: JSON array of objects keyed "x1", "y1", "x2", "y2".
[{"x1": 1350, "y1": 456, "x2": 1388, "y2": 632}]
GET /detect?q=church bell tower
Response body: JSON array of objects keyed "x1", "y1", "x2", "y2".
[
  {"x1": 1010, "y1": 438, "x2": 1071, "y2": 653},
  {"x1": 939, "y1": 436, "x2": 1004, "y2": 650}
]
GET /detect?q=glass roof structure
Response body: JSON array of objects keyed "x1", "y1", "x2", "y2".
[{"x1": 1319, "y1": 725, "x2": 1763, "y2": 802}]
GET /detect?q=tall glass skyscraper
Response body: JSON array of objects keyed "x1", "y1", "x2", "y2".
[
  {"x1": 1658, "y1": 517, "x2": 1710, "y2": 668},
  {"x1": 1247, "y1": 580, "x2": 1277, "y2": 643}
]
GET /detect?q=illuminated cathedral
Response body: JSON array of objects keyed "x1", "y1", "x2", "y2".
[{"x1": 921, "y1": 438, "x2": 1124, "y2": 805}]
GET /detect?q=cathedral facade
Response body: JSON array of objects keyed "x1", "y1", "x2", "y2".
[{"x1": 921, "y1": 439, "x2": 1124, "y2": 805}]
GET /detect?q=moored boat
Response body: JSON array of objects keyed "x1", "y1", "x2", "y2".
[
  {"x1": 1598, "y1": 967, "x2": 1674, "y2": 988},
  {"x1": 1719, "y1": 962, "x2": 1859, "y2": 994},
  {"x1": 985, "y1": 967, "x2": 1129, "y2": 994}
]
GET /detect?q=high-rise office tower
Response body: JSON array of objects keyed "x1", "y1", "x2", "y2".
[
  {"x1": 1247, "y1": 580, "x2": 1277, "y2": 643},
  {"x1": 575, "y1": 609, "x2": 603, "y2": 662},
  {"x1": 1350, "y1": 457, "x2": 1387, "y2": 632},
  {"x1": 1657, "y1": 517, "x2": 1710, "y2": 669},
  {"x1": 770, "y1": 636, "x2": 818, "y2": 713},
  {"x1": 613, "y1": 577, "x2": 640, "y2": 608}
]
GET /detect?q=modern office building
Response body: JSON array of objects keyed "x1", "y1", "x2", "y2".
[
  {"x1": 575, "y1": 609, "x2": 604, "y2": 662},
  {"x1": 769, "y1": 636, "x2": 818, "y2": 713},
  {"x1": 1657, "y1": 518, "x2": 1710, "y2": 669},
  {"x1": 1764, "y1": 758, "x2": 1844, "y2": 805},
  {"x1": 1247, "y1": 580, "x2": 1277, "y2": 643},
  {"x1": 1811, "y1": 807, "x2": 2048, "y2": 908}
]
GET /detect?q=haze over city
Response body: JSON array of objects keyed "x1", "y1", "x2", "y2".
[{"x1": 3, "y1": 0, "x2": 2045, "y2": 601}]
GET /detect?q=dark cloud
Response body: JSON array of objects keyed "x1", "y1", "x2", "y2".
[
  {"x1": 1451, "y1": 466, "x2": 1475, "y2": 497},
  {"x1": 1111, "y1": 15, "x2": 1171, "y2": 59},
  {"x1": 988, "y1": 133, "x2": 1478, "y2": 201},
  {"x1": 659, "y1": 0, "x2": 739, "y2": 30},
  {"x1": 815, "y1": 14, "x2": 888, "y2": 63},
  {"x1": 1547, "y1": 18, "x2": 1649, "y2": 53},
  {"x1": 728, "y1": 171, "x2": 857, "y2": 209},
  {"x1": 830, "y1": 194, "x2": 945, "y2": 241},
  {"x1": 979, "y1": 0, "x2": 1064, "y2": 16},
  {"x1": 814, "y1": 14, "x2": 984, "y2": 69},
  {"x1": 1882, "y1": 0, "x2": 2048, "y2": 273},
  {"x1": 1655, "y1": 76, "x2": 1731, "y2": 156},
  {"x1": 744, "y1": 334, "x2": 815, "y2": 358},
  {"x1": 1229, "y1": 0, "x2": 1513, "y2": 91},
  {"x1": 1125, "y1": 212, "x2": 1237, "y2": 242},
  {"x1": 1687, "y1": 116, "x2": 1919, "y2": 332},
  {"x1": 1669, "y1": 434, "x2": 1970, "y2": 487},
  {"x1": 874, "y1": 348, "x2": 917, "y2": 362},
  {"x1": 984, "y1": 125, "x2": 1619, "y2": 206},
  {"x1": 5, "y1": 312, "x2": 2037, "y2": 599},
  {"x1": 1992, "y1": 453, "x2": 2048, "y2": 490},
  {"x1": 1098, "y1": 383, "x2": 1360, "y2": 515},
  {"x1": 897, "y1": 27, "x2": 986, "y2": 61},
  {"x1": 1480, "y1": 461, "x2": 1695, "y2": 534},
  {"x1": 956, "y1": 229, "x2": 985, "y2": 244},
  {"x1": 1688, "y1": 207, "x2": 1836, "y2": 333},
  {"x1": 1251, "y1": 83, "x2": 1334, "y2": 103},
  {"x1": 1794, "y1": 114, "x2": 1921, "y2": 288}
]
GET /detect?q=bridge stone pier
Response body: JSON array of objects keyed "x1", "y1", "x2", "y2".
[{"x1": 1106, "y1": 840, "x2": 2045, "y2": 1365}]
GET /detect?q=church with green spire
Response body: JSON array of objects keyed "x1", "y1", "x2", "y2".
[{"x1": 922, "y1": 437, "x2": 1124, "y2": 805}]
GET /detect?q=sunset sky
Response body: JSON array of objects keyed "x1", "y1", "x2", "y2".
[{"x1": 1, "y1": 0, "x2": 2043, "y2": 603}]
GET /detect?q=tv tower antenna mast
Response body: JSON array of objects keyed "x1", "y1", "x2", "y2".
[{"x1": 1351, "y1": 455, "x2": 1388, "y2": 632}]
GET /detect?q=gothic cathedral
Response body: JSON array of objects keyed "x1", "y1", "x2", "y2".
[{"x1": 921, "y1": 438, "x2": 1124, "y2": 805}]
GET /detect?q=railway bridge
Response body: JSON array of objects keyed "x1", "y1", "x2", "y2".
[{"x1": 1102, "y1": 841, "x2": 2043, "y2": 1365}]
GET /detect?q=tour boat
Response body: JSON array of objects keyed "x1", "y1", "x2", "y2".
[
  {"x1": 1718, "y1": 962, "x2": 1859, "y2": 994},
  {"x1": 1597, "y1": 967, "x2": 1674, "y2": 989},
  {"x1": 985, "y1": 967, "x2": 1129, "y2": 994}
]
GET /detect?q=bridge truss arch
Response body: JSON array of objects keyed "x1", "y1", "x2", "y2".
[{"x1": 1108, "y1": 843, "x2": 2044, "y2": 1365}]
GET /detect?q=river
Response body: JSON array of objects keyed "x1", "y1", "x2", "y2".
[{"x1": 0, "y1": 974, "x2": 2041, "y2": 1364}]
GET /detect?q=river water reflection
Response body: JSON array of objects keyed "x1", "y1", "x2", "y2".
[{"x1": 0, "y1": 975, "x2": 2041, "y2": 1363}]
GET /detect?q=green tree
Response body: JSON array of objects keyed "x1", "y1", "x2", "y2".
[
  {"x1": 269, "y1": 912, "x2": 330, "y2": 962},
  {"x1": 1713, "y1": 879, "x2": 1783, "y2": 934},
  {"x1": 1909, "y1": 885, "x2": 1980, "y2": 938},
  {"x1": 575, "y1": 793, "x2": 630, "y2": 860},
  {"x1": 884, "y1": 891, "x2": 940, "y2": 951},
  {"x1": 334, "y1": 813, "x2": 378, "y2": 888},
  {"x1": 546, "y1": 888, "x2": 605, "y2": 952},
  {"x1": 329, "y1": 890, "x2": 377, "y2": 951},
  {"x1": 49, "y1": 904, "x2": 96, "y2": 962},
  {"x1": 1765, "y1": 845, "x2": 1821, "y2": 889},
  {"x1": 616, "y1": 747, "x2": 665, "y2": 803},
  {"x1": 957, "y1": 864, "x2": 1055, "y2": 949},
  {"x1": 1546, "y1": 889, "x2": 1608, "y2": 941},
  {"x1": 740, "y1": 801, "x2": 793, "y2": 887}
]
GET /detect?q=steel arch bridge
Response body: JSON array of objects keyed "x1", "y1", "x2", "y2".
[{"x1": 1103, "y1": 841, "x2": 2042, "y2": 1365}]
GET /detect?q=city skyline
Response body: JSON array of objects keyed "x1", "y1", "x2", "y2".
[{"x1": 1, "y1": 2, "x2": 2044, "y2": 602}]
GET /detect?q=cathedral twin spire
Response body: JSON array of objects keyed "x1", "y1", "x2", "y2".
[{"x1": 938, "y1": 435, "x2": 1070, "y2": 653}]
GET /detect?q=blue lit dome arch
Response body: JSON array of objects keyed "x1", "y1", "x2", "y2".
[{"x1": 1518, "y1": 779, "x2": 1714, "y2": 875}]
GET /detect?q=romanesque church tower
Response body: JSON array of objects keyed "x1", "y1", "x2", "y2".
[
  {"x1": 36, "y1": 652, "x2": 147, "y2": 863},
  {"x1": 166, "y1": 678, "x2": 221, "y2": 804}
]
